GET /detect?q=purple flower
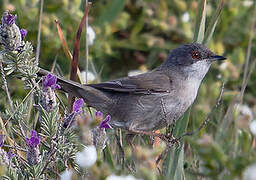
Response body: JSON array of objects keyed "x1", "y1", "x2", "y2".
[
  {"x1": 99, "y1": 115, "x2": 112, "y2": 129},
  {"x1": 42, "y1": 74, "x2": 61, "y2": 91},
  {"x1": 73, "y1": 98, "x2": 84, "y2": 113},
  {"x1": 1, "y1": 11, "x2": 17, "y2": 25},
  {"x1": 7, "y1": 151, "x2": 15, "y2": 160},
  {"x1": 26, "y1": 130, "x2": 40, "y2": 148},
  {"x1": 63, "y1": 99, "x2": 84, "y2": 128},
  {"x1": 20, "y1": 29, "x2": 27, "y2": 40},
  {"x1": 95, "y1": 111, "x2": 103, "y2": 119},
  {"x1": 0, "y1": 134, "x2": 6, "y2": 147}
]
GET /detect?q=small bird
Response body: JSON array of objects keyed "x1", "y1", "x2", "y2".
[{"x1": 39, "y1": 43, "x2": 225, "y2": 139}]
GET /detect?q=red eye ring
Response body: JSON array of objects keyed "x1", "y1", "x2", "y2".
[{"x1": 192, "y1": 50, "x2": 201, "y2": 59}]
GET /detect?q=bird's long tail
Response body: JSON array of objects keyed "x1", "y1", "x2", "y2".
[{"x1": 38, "y1": 68, "x2": 110, "y2": 110}]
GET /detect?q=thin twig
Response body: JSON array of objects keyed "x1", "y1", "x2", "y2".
[
  {"x1": 0, "y1": 58, "x2": 14, "y2": 112},
  {"x1": 35, "y1": 0, "x2": 44, "y2": 63},
  {"x1": 178, "y1": 82, "x2": 225, "y2": 140},
  {"x1": 85, "y1": 0, "x2": 89, "y2": 84}
]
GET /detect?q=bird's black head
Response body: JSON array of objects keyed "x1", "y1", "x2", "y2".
[
  {"x1": 160, "y1": 43, "x2": 226, "y2": 80},
  {"x1": 166, "y1": 43, "x2": 226, "y2": 66}
]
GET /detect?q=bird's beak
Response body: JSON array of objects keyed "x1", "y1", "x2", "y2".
[{"x1": 210, "y1": 55, "x2": 227, "y2": 61}]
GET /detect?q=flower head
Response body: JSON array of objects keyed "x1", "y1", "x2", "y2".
[
  {"x1": 72, "y1": 98, "x2": 84, "y2": 113},
  {"x1": 75, "y1": 145, "x2": 97, "y2": 168},
  {"x1": 0, "y1": 134, "x2": 6, "y2": 147},
  {"x1": 95, "y1": 111, "x2": 103, "y2": 123},
  {"x1": 99, "y1": 115, "x2": 112, "y2": 129},
  {"x1": 0, "y1": 10, "x2": 24, "y2": 51},
  {"x1": 42, "y1": 74, "x2": 61, "y2": 91},
  {"x1": 1, "y1": 11, "x2": 17, "y2": 25},
  {"x1": 87, "y1": 26, "x2": 95, "y2": 46},
  {"x1": 26, "y1": 130, "x2": 40, "y2": 148},
  {"x1": 20, "y1": 29, "x2": 27, "y2": 40},
  {"x1": 60, "y1": 169, "x2": 73, "y2": 180}
]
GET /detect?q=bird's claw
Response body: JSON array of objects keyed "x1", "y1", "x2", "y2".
[{"x1": 158, "y1": 133, "x2": 180, "y2": 149}]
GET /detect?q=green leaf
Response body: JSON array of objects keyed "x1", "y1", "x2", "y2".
[
  {"x1": 104, "y1": 144, "x2": 115, "y2": 169},
  {"x1": 164, "y1": 108, "x2": 190, "y2": 179},
  {"x1": 95, "y1": 0, "x2": 126, "y2": 27},
  {"x1": 203, "y1": 0, "x2": 225, "y2": 45},
  {"x1": 193, "y1": 0, "x2": 207, "y2": 43}
]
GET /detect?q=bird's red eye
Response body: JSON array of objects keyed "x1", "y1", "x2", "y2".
[{"x1": 192, "y1": 51, "x2": 201, "y2": 59}]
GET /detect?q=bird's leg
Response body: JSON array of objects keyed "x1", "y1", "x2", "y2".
[
  {"x1": 115, "y1": 130, "x2": 125, "y2": 165},
  {"x1": 128, "y1": 129, "x2": 180, "y2": 148},
  {"x1": 125, "y1": 133, "x2": 135, "y2": 150},
  {"x1": 170, "y1": 123, "x2": 176, "y2": 136}
]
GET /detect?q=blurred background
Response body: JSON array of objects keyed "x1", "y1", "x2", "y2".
[{"x1": 1, "y1": 0, "x2": 256, "y2": 179}]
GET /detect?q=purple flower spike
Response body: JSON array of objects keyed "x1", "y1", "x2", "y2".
[
  {"x1": 0, "y1": 134, "x2": 6, "y2": 147},
  {"x1": 26, "y1": 130, "x2": 40, "y2": 148},
  {"x1": 1, "y1": 11, "x2": 17, "y2": 25},
  {"x1": 73, "y1": 98, "x2": 84, "y2": 113},
  {"x1": 42, "y1": 74, "x2": 60, "y2": 91},
  {"x1": 20, "y1": 29, "x2": 27, "y2": 40},
  {"x1": 99, "y1": 115, "x2": 112, "y2": 129}
]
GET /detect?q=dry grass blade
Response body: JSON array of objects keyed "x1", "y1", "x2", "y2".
[
  {"x1": 193, "y1": 0, "x2": 207, "y2": 43},
  {"x1": 55, "y1": 20, "x2": 83, "y2": 82},
  {"x1": 68, "y1": 4, "x2": 91, "y2": 111}
]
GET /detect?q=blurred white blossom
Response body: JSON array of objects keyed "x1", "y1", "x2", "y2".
[
  {"x1": 60, "y1": 169, "x2": 72, "y2": 180},
  {"x1": 182, "y1": 12, "x2": 190, "y2": 22},
  {"x1": 87, "y1": 26, "x2": 95, "y2": 46},
  {"x1": 219, "y1": 62, "x2": 228, "y2": 70},
  {"x1": 249, "y1": 120, "x2": 256, "y2": 136},
  {"x1": 243, "y1": 164, "x2": 256, "y2": 180},
  {"x1": 243, "y1": 0, "x2": 253, "y2": 7},
  {"x1": 236, "y1": 104, "x2": 253, "y2": 121},
  {"x1": 106, "y1": 174, "x2": 142, "y2": 180},
  {"x1": 81, "y1": 71, "x2": 96, "y2": 82},
  {"x1": 75, "y1": 145, "x2": 97, "y2": 168}
]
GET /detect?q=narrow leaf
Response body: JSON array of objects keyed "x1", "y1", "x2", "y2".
[
  {"x1": 164, "y1": 108, "x2": 191, "y2": 179},
  {"x1": 203, "y1": 0, "x2": 225, "y2": 45},
  {"x1": 55, "y1": 20, "x2": 83, "y2": 83},
  {"x1": 68, "y1": 4, "x2": 90, "y2": 111},
  {"x1": 193, "y1": 0, "x2": 207, "y2": 43}
]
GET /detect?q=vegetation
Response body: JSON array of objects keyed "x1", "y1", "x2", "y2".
[{"x1": 0, "y1": 0, "x2": 256, "y2": 179}]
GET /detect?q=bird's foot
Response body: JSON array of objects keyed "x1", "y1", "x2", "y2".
[
  {"x1": 127, "y1": 129, "x2": 180, "y2": 148},
  {"x1": 156, "y1": 133, "x2": 180, "y2": 149}
]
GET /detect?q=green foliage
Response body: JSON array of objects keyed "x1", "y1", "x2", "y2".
[{"x1": 1, "y1": 0, "x2": 256, "y2": 179}]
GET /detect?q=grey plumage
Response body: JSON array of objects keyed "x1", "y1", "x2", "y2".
[{"x1": 38, "y1": 43, "x2": 226, "y2": 132}]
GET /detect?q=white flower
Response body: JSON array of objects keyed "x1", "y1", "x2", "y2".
[
  {"x1": 106, "y1": 174, "x2": 142, "y2": 180},
  {"x1": 182, "y1": 12, "x2": 190, "y2": 22},
  {"x1": 243, "y1": 0, "x2": 253, "y2": 7},
  {"x1": 60, "y1": 169, "x2": 72, "y2": 180},
  {"x1": 219, "y1": 62, "x2": 228, "y2": 70},
  {"x1": 243, "y1": 164, "x2": 256, "y2": 180},
  {"x1": 235, "y1": 104, "x2": 253, "y2": 121},
  {"x1": 75, "y1": 145, "x2": 97, "y2": 168},
  {"x1": 250, "y1": 120, "x2": 256, "y2": 136},
  {"x1": 81, "y1": 71, "x2": 96, "y2": 82},
  {"x1": 87, "y1": 26, "x2": 95, "y2": 46}
]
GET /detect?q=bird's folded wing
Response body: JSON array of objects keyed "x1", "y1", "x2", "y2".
[{"x1": 87, "y1": 71, "x2": 172, "y2": 94}]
